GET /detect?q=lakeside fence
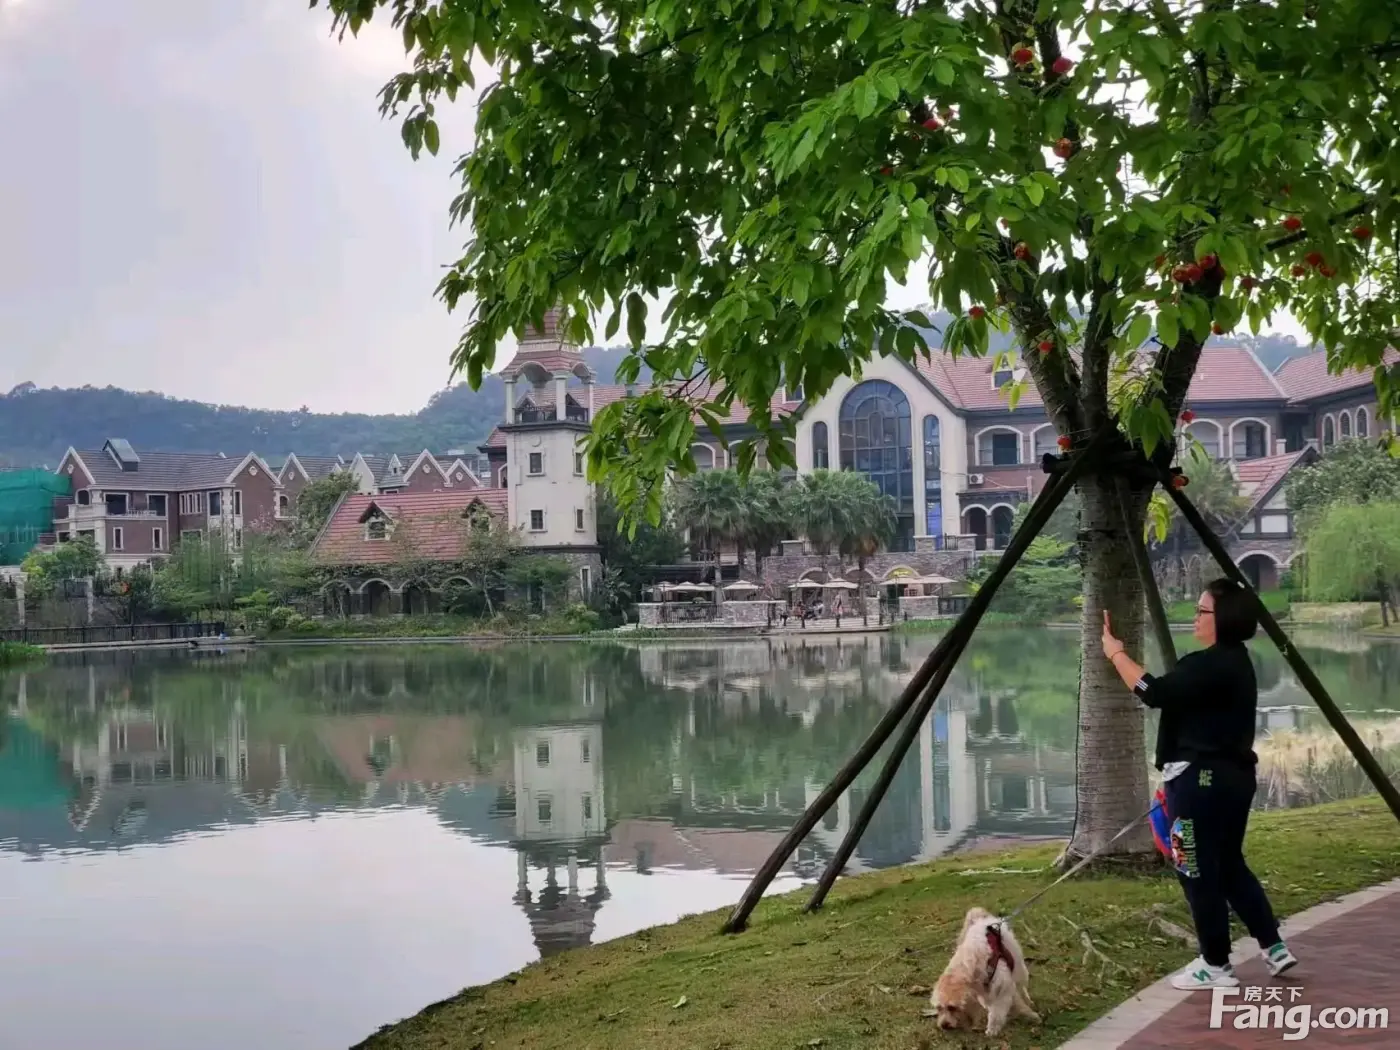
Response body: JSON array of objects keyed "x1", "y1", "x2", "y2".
[{"x1": 0, "y1": 620, "x2": 227, "y2": 647}]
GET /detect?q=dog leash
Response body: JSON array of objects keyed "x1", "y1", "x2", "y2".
[
  {"x1": 1003, "y1": 798, "x2": 1164, "y2": 922},
  {"x1": 980, "y1": 799, "x2": 1163, "y2": 985}
]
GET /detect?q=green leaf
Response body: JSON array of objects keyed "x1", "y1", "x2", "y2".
[
  {"x1": 848, "y1": 9, "x2": 869, "y2": 40},
  {"x1": 854, "y1": 79, "x2": 879, "y2": 118},
  {"x1": 1022, "y1": 179, "x2": 1045, "y2": 207},
  {"x1": 423, "y1": 119, "x2": 440, "y2": 157},
  {"x1": 1125, "y1": 312, "x2": 1151, "y2": 350},
  {"x1": 1157, "y1": 304, "x2": 1180, "y2": 349},
  {"x1": 626, "y1": 292, "x2": 647, "y2": 348},
  {"x1": 932, "y1": 59, "x2": 955, "y2": 86}
]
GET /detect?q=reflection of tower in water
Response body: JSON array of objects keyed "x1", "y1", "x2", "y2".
[{"x1": 510, "y1": 720, "x2": 610, "y2": 958}]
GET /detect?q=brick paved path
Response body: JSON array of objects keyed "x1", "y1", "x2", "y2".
[{"x1": 1059, "y1": 879, "x2": 1400, "y2": 1049}]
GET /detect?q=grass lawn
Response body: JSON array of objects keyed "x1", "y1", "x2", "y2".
[{"x1": 356, "y1": 798, "x2": 1400, "y2": 1050}]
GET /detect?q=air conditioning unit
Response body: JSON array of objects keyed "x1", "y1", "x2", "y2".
[{"x1": 968, "y1": 473, "x2": 985, "y2": 485}]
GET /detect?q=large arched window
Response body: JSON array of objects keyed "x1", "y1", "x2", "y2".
[
  {"x1": 1322, "y1": 415, "x2": 1336, "y2": 450},
  {"x1": 923, "y1": 415, "x2": 942, "y2": 541},
  {"x1": 812, "y1": 421, "x2": 830, "y2": 469},
  {"x1": 840, "y1": 380, "x2": 914, "y2": 550},
  {"x1": 1340, "y1": 412, "x2": 1353, "y2": 440},
  {"x1": 1357, "y1": 406, "x2": 1370, "y2": 439}
]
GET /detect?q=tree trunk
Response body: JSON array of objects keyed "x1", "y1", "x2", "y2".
[{"x1": 1063, "y1": 475, "x2": 1157, "y2": 862}]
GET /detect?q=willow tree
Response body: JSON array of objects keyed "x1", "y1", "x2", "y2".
[{"x1": 316, "y1": 0, "x2": 1400, "y2": 860}]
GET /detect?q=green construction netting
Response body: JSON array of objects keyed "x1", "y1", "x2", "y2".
[{"x1": 0, "y1": 469, "x2": 70, "y2": 566}]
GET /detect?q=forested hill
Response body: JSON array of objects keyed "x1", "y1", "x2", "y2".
[
  {"x1": 0, "y1": 345, "x2": 643, "y2": 469},
  {"x1": 0, "y1": 327, "x2": 1313, "y2": 469}
]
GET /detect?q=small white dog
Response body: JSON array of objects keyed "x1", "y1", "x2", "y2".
[{"x1": 930, "y1": 907, "x2": 1039, "y2": 1037}]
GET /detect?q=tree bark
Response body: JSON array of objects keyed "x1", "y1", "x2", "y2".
[{"x1": 1063, "y1": 474, "x2": 1157, "y2": 861}]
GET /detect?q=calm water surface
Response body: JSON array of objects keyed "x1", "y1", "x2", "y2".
[{"x1": 2, "y1": 628, "x2": 1397, "y2": 1050}]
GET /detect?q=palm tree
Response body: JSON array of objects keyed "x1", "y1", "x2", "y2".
[
  {"x1": 838, "y1": 476, "x2": 898, "y2": 624},
  {"x1": 791, "y1": 470, "x2": 855, "y2": 559},
  {"x1": 736, "y1": 470, "x2": 793, "y2": 573},
  {"x1": 673, "y1": 469, "x2": 745, "y2": 585}
]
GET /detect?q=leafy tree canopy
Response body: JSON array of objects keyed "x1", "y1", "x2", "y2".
[
  {"x1": 1287, "y1": 439, "x2": 1400, "y2": 532},
  {"x1": 319, "y1": 0, "x2": 1400, "y2": 523},
  {"x1": 1302, "y1": 501, "x2": 1400, "y2": 605}
]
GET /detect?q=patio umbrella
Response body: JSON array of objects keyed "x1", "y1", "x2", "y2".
[
  {"x1": 790, "y1": 580, "x2": 824, "y2": 589},
  {"x1": 823, "y1": 580, "x2": 860, "y2": 590},
  {"x1": 672, "y1": 581, "x2": 715, "y2": 593},
  {"x1": 723, "y1": 580, "x2": 759, "y2": 592},
  {"x1": 910, "y1": 574, "x2": 957, "y2": 586}
]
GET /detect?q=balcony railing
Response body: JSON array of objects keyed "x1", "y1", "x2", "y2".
[{"x1": 60, "y1": 505, "x2": 168, "y2": 520}]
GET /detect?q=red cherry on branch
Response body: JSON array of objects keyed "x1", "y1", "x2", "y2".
[
  {"x1": 1318, "y1": 264, "x2": 1336, "y2": 278},
  {"x1": 1053, "y1": 138, "x2": 1075, "y2": 159},
  {"x1": 1051, "y1": 56, "x2": 1074, "y2": 75},
  {"x1": 1012, "y1": 46, "x2": 1035, "y2": 66},
  {"x1": 1290, "y1": 263, "x2": 1308, "y2": 277},
  {"x1": 1281, "y1": 216, "x2": 1303, "y2": 232},
  {"x1": 1240, "y1": 276, "x2": 1258, "y2": 290},
  {"x1": 1198, "y1": 253, "x2": 1218, "y2": 270},
  {"x1": 1057, "y1": 435, "x2": 1072, "y2": 451},
  {"x1": 922, "y1": 117, "x2": 942, "y2": 131},
  {"x1": 1304, "y1": 250, "x2": 1324, "y2": 267},
  {"x1": 1211, "y1": 322, "x2": 1225, "y2": 335},
  {"x1": 969, "y1": 306, "x2": 986, "y2": 319},
  {"x1": 1172, "y1": 475, "x2": 1189, "y2": 490},
  {"x1": 1352, "y1": 225, "x2": 1372, "y2": 240},
  {"x1": 880, "y1": 165, "x2": 893, "y2": 176},
  {"x1": 1013, "y1": 241, "x2": 1032, "y2": 260},
  {"x1": 1181, "y1": 409, "x2": 1196, "y2": 423},
  {"x1": 1038, "y1": 340, "x2": 1054, "y2": 354}
]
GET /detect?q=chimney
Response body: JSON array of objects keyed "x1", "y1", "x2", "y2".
[{"x1": 1274, "y1": 438, "x2": 1287, "y2": 456}]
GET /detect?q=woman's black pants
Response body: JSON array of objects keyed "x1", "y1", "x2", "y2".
[{"x1": 1165, "y1": 761, "x2": 1281, "y2": 967}]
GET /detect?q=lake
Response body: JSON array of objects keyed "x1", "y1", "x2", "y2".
[{"x1": 2, "y1": 628, "x2": 1397, "y2": 1049}]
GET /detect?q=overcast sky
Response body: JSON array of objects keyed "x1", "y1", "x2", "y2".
[{"x1": 0, "y1": 0, "x2": 1305, "y2": 417}]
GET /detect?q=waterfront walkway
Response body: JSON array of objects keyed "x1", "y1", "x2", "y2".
[{"x1": 1059, "y1": 878, "x2": 1400, "y2": 1048}]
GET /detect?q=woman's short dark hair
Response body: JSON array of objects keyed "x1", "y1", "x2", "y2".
[{"x1": 1206, "y1": 577, "x2": 1259, "y2": 644}]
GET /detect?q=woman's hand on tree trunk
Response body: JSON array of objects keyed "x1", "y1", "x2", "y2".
[{"x1": 1101, "y1": 611, "x2": 1126, "y2": 660}]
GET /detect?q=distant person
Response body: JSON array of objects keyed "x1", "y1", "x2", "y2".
[{"x1": 1102, "y1": 579, "x2": 1298, "y2": 991}]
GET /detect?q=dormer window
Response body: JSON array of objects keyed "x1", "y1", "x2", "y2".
[
  {"x1": 993, "y1": 368, "x2": 1014, "y2": 389},
  {"x1": 366, "y1": 519, "x2": 388, "y2": 541}
]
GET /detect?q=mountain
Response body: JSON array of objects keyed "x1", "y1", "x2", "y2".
[
  {"x1": 0, "y1": 345, "x2": 646, "y2": 470},
  {"x1": 0, "y1": 325, "x2": 1316, "y2": 470}
]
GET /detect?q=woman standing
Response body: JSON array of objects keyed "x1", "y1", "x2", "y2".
[{"x1": 1101, "y1": 578, "x2": 1299, "y2": 990}]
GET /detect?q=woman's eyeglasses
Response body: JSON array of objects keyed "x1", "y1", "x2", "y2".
[{"x1": 1196, "y1": 607, "x2": 1214, "y2": 617}]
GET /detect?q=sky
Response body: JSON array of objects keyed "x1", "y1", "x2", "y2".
[{"x1": 0, "y1": 0, "x2": 1306, "y2": 416}]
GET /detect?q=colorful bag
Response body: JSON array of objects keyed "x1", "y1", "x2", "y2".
[
  {"x1": 1148, "y1": 786, "x2": 1173, "y2": 859},
  {"x1": 1150, "y1": 785, "x2": 1196, "y2": 877}
]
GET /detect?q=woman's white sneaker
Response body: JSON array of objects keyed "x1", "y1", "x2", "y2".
[
  {"x1": 1170, "y1": 957, "x2": 1240, "y2": 991},
  {"x1": 1263, "y1": 942, "x2": 1299, "y2": 977}
]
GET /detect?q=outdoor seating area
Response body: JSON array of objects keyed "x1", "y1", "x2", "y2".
[{"x1": 632, "y1": 570, "x2": 970, "y2": 631}]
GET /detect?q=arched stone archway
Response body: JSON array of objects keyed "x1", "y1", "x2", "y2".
[
  {"x1": 964, "y1": 507, "x2": 989, "y2": 550},
  {"x1": 402, "y1": 581, "x2": 437, "y2": 616},
  {"x1": 990, "y1": 506, "x2": 1015, "y2": 550},
  {"x1": 1237, "y1": 552, "x2": 1281, "y2": 591},
  {"x1": 362, "y1": 579, "x2": 393, "y2": 617}
]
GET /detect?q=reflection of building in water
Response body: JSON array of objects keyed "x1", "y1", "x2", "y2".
[
  {"x1": 509, "y1": 720, "x2": 610, "y2": 957},
  {"x1": 792, "y1": 693, "x2": 1074, "y2": 872}
]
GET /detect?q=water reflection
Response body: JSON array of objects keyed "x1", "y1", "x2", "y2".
[{"x1": 0, "y1": 631, "x2": 1396, "y2": 1049}]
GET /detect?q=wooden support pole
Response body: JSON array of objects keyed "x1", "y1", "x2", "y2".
[
  {"x1": 1163, "y1": 479, "x2": 1400, "y2": 823},
  {"x1": 719, "y1": 454, "x2": 1087, "y2": 934},
  {"x1": 1116, "y1": 478, "x2": 1177, "y2": 670},
  {"x1": 803, "y1": 457, "x2": 1087, "y2": 913}
]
